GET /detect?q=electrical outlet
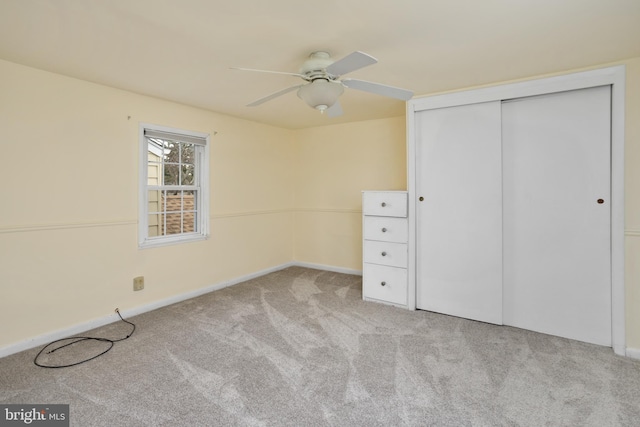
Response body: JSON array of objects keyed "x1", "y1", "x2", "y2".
[{"x1": 133, "y1": 276, "x2": 144, "y2": 291}]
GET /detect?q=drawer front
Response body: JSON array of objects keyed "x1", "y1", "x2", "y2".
[
  {"x1": 363, "y1": 240, "x2": 408, "y2": 268},
  {"x1": 363, "y1": 216, "x2": 407, "y2": 243},
  {"x1": 362, "y1": 192, "x2": 407, "y2": 217},
  {"x1": 363, "y1": 263, "x2": 407, "y2": 305}
]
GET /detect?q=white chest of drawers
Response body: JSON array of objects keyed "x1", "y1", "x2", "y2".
[{"x1": 362, "y1": 191, "x2": 408, "y2": 307}]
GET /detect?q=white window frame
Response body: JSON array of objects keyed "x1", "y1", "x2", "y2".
[{"x1": 138, "y1": 123, "x2": 210, "y2": 248}]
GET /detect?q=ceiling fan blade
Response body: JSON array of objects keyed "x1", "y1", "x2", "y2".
[
  {"x1": 326, "y1": 100, "x2": 343, "y2": 118},
  {"x1": 326, "y1": 51, "x2": 377, "y2": 76},
  {"x1": 342, "y1": 78, "x2": 413, "y2": 101},
  {"x1": 231, "y1": 67, "x2": 308, "y2": 79},
  {"x1": 247, "y1": 84, "x2": 303, "y2": 107}
]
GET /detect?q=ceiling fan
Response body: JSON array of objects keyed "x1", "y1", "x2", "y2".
[{"x1": 233, "y1": 51, "x2": 414, "y2": 117}]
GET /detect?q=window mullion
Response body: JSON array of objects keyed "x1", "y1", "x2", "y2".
[{"x1": 148, "y1": 185, "x2": 198, "y2": 191}]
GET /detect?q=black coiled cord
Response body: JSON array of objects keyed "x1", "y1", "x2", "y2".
[{"x1": 34, "y1": 309, "x2": 135, "y2": 368}]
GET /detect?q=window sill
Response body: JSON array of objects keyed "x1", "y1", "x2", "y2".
[{"x1": 138, "y1": 233, "x2": 208, "y2": 249}]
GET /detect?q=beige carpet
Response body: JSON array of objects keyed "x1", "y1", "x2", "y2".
[{"x1": 1, "y1": 266, "x2": 639, "y2": 426}]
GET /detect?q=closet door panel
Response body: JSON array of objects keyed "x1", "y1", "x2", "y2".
[
  {"x1": 415, "y1": 101, "x2": 503, "y2": 324},
  {"x1": 502, "y1": 86, "x2": 611, "y2": 346}
]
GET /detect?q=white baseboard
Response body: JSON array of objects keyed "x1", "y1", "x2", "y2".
[
  {"x1": 117, "y1": 262, "x2": 298, "y2": 321},
  {"x1": 293, "y1": 261, "x2": 362, "y2": 276},
  {"x1": 625, "y1": 347, "x2": 640, "y2": 360},
  {"x1": 0, "y1": 261, "x2": 362, "y2": 359}
]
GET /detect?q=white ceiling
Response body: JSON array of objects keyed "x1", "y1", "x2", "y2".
[{"x1": 1, "y1": 0, "x2": 639, "y2": 129}]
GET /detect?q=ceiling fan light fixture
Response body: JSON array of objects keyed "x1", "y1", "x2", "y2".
[{"x1": 297, "y1": 79, "x2": 344, "y2": 112}]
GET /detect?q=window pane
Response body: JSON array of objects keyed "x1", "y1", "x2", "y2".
[
  {"x1": 165, "y1": 191, "x2": 181, "y2": 213},
  {"x1": 165, "y1": 213, "x2": 182, "y2": 235},
  {"x1": 148, "y1": 140, "x2": 164, "y2": 187},
  {"x1": 190, "y1": 211, "x2": 198, "y2": 233},
  {"x1": 181, "y1": 165, "x2": 195, "y2": 185},
  {"x1": 164, "y1": 164, "x2": 179, "y2": 185},
  {"x1": 148, "y1": 141, "x2": 163, "y2": 162},
  {"x1": 183, "y1": 214, "x2": 195, "y2": 233},
  {"x1": 181, "y1": 143, "x2": 195, "y2": 165},
  {"x1": 148, "y1": 214, "x2": 162, "y2": 237},
  {"x1": 147, "y1": 190, "x2": 161, "y2": 212},
  {"x1": 183, "y1": 190, "x2": 196, "y2": 233},
  {"x1": 163, "y1": 140, "x2": 177, "y2": 160},
  {"x1": 147, "y1": 164, "x2": 161, "y2": 186},
  {"x1": 182, "y1": 190, "x2": 195, "y2": 210}
]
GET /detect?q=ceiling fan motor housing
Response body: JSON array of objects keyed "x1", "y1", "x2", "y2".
[{"x1": 300, "y1": 51, "x2": 336, "y2": 81}]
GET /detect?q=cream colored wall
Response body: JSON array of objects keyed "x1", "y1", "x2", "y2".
[
  {"x1": 2, "y1": 55, "x2": 639, "y2": 354},
  {"x1": 0, "y1": 59, "x2": 295, "y2": 349},
  {"x1": 292, "y1": 118, "x2": 406, "y2": 270}
]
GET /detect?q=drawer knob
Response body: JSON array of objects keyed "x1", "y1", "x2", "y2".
[
  {"x1": 381, "y1": 202, "x2": 387, "y2": 207},
  {"x1": 381, "y1": 251, "x2": 387, "y2": 257},
  {"x1": 381, "y1": 281, "x2": 386, "y2": 286},
  {"x1": 381, "y1": 227, "x2": 387, "y2": 233}
]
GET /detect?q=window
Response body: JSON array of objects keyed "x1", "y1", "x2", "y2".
[{"x1": 139, "y1": 123, "x2": 210, "y2": 248}]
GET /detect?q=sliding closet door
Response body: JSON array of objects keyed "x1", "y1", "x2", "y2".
[
  {"x1": 415, "y1": 101, "x2": 503, "y2": 324},
  {"x1": 502, "y1": 86, "x2": 611, "y2": 346}
]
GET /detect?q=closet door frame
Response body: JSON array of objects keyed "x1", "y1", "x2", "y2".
[{"x1": 406, "y1": 65, "x2": 626, "y2": 356}]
